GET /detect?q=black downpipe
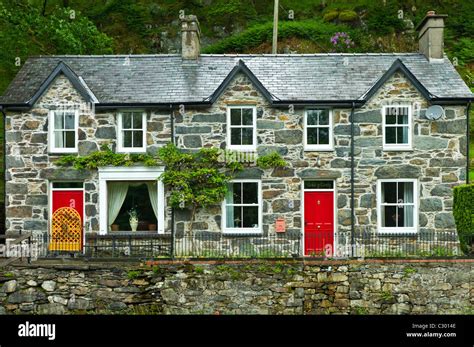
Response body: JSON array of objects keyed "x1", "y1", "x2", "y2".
[
  {"x1": 350, "y1": 102, "x2": 356, "y2": 257},
  {"x1": 0, "y1": 107, "x2": 5, "y2": 240},
  {"x1": 467, "y1": 101, "x2": 472, "y2": 184},
  {"x1": 169, "y1": 104, "x2": 175, "y2": 258}
]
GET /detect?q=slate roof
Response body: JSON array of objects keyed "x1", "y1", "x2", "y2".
[{"x1": 0, "y1": 53, "x2": 472, "y2": 107}]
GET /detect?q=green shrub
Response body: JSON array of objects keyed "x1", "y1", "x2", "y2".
[
  {"x1": 453, "y1": 184, "x2": 474, "y2": 253},
  {"x1": 323, "y1": 10, "x2": 339, "y2": 22},
  {"x1": 203, "y1": 20, "x2": 347, "y2": 54},
  {"x1": 256, "y1": 152, "x2": 287, "y2": 169},
  {"x1": 365, "y1": 3, "x2": 405, "y2": 35},
  {"x1": 127, "y1": 270, "x2": 141, "y2": 280},
  {"x1": 338, "y1": 10, "x2": 358, "y2": 22}
]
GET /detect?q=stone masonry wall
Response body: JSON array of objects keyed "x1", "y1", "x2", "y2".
[
  {"x1": 4, "y1": 70, "x2": 467, "y2": 254},
  {"x1": 174, "y1": 71, "x2": 466, "y2": 253},
  {"x1": 5, "y1": 75, "x2": 171, "y2": 234},
  {"x1": 0, "y1": 260, "x2": 471, "y2": 315}
]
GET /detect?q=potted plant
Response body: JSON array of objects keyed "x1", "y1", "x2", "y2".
[
  {"x1": 128, "y1": 207, "x2": 139, "y2": 232},
  {"x1": 111, "y1": 224, "x2": 120, "y2": 232},
  {"x1": 148, "y1": 223, "x2": 157, "y2": 231}
]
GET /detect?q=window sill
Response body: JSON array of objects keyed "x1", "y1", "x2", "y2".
[
  {"x1": 304, "y1": 147, "x2": 334, "y2": 152},
  {"x1": 227, "y1": 146, "x2": 257, "y2": 152},
  {"x1": 382, "y1": 147, "x2": 413, "y2": 152},
  {"x1": 49, "y1": 149, "x2": 78, "y2": 154},
  {"x1": 223, "y1": 229, "x2": 262, "y2": 236},
  {"x1": 116, "y1": 149, "x2": 147, "y2": 153},
  {"x1": 377, "y1": 229, "x2": 418, "y2": 236}
]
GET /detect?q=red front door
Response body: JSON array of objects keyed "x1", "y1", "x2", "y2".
[
  {"x1": 51, "y1": 190, "x2": 84, "y2": 251},
  {"x1": 304, "y1": 191, "x2": 334, "y2": 256}
]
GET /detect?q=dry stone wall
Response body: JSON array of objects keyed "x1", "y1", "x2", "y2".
[{"x1": 0, "y1": 260, "x2": 471, "y2": 315}]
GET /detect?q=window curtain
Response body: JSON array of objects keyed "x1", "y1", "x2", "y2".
[
  {"x1": 107, "y1": 182, "x2": 129, "y2": 230},
  {"x1": 146, "y1": 182, "x2": 159, "y2": 222},
  {"x1": 403, "y1": 183, "x2": 414, "y2": 227},
  {"x1": 55, "y1": 131, "x2": 63, "y2": 148},
  {"x1": 225, "y1": 184, "x2": 234, "y2": 228}
]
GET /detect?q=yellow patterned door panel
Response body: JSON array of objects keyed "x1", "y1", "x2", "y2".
[{"x1": 50, "y1": 207, "x2": 83, "y2": 251}]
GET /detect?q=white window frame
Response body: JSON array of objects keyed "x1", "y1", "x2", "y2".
[
  {"x1": 117, "y1": 111, "x2": 147, "y2": 153},
  {"x1": 377, "y1": 178, "x2": 418, "y2": 234},
  {"x1": 222, "y1": 179, "x2": 262, "y2": 234},
  {"x1": 226, "y1": 105, "x2": 257, "y2": 151},
  {"x1": 98, "y1": 166, "x2": 165, "y2": 235},
  {"x1": 304, "y1": 109, "x2": 334, "y2": 151},
  {"x1": 382, "y1": 105, "x2": 413, "y2": 151},
  {"x1": 48, "y1": 109, "x2": 79, "y2": 153}
]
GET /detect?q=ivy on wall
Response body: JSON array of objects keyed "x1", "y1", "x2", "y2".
[{"x1": 56, "y1": 143, "x2": 287, "y2": 224}]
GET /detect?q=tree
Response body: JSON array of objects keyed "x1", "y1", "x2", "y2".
[{"x1": 0, "y1": 0, "x2": 114, "y2": 94}]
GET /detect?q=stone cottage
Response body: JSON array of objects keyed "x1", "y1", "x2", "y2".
[{"x1": 0, "y1": 12, "x2": 472, "y2": 257}]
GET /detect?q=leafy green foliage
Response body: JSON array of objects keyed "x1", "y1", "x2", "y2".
[
  {"x1": 0, "y1": 0, "x2": 113, "y2": 92},
  {"x1": 127, "y1": 270, "x2": 141, "y2": 280},
  {"x1": 365, "y1": 2, "x2": 405, "y2": 35},
  {"x1": 55, "y1": 149, "x2": 158, "y2": 170},
  {"x1": 323, "y1": 10, "x2": 339, "y2": 22},
  {"x1": 453, "y1": 184, "x2": 474, "y2": 253},
  {"x1": 203, "y1": 20, "x2": 347, "y2": 54},
  {"x1": 56, "y1": 143, "x2": 287, "y2": 213},
  {"x1": 448, "y1": 38, "x2": 474, "y2": 66},
  {"x1": 158, "y1": 144, "x2": 232, "y2": 209},
  {"x1": 338, "y1": 10, "x2": 358, "y2": 23},
  {"x1": 256, "y1": 152, "x2": 287, "y2": 169}
]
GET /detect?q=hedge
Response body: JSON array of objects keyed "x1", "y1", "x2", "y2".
[{"x1": 453, "y1": 184, "x2": 474, "y2": 253}]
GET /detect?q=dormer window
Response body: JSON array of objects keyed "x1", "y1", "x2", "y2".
[
  {"x1": 226, "y1": 106, "x2": 257, "y2": 151},
  {"x1": 48, "y1": 110, "x2": 78, "y2": 153},
  {"x1": 117, "y1": 111, "x2": 147, "y2": 153},
  {"x1": 304, "y1": 109, "x2": 333, "y2": 151},
  {"x1": 382, "y1": 105, "x2": 412, "y2": 151}
]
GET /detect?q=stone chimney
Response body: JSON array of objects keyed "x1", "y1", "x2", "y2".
[
  {"x1": 416, "y1": 11, "x2": 448, "y2": 61},
  {"x1": 181, "y1": 15, "x2": 201, "y2": 60}
]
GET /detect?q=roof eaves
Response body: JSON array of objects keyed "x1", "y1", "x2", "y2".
[
  {"x1": 272, "y1": 100, "x2": 365, "y2": 107},
  {"x1": 429, "y1": 97, "x2": 473, "y2": 105}
]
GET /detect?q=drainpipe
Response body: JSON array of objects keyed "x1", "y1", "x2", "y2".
[
  {"x1": 350, "y1": 102, "x2": 356, "y2": 257},
  {"x1": 169, "y1": 104, "x2": 175, "y2": 258},
  {"x1": 467, "y1": 101, "x2": 471, "y2": 184},
  {"x1": 0, "y1": 107, "x2": 6, "y2": 241}
]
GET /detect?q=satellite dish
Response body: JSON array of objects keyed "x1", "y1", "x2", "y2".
[{"x1": 425, "y1": 105, "x2": 444, "y2": 120}]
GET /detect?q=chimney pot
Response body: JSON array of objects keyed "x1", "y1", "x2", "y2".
[
  {"x1": 416, "y1": 11, "x2": 447, "y2": 61},
  {"x1": 181, "y1": 15, "x2": 201, "y2": 60}
]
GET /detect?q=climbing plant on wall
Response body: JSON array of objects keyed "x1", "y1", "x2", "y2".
[{"x1": 56, "y1": 143, "x2": 287, "y2": 223}]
